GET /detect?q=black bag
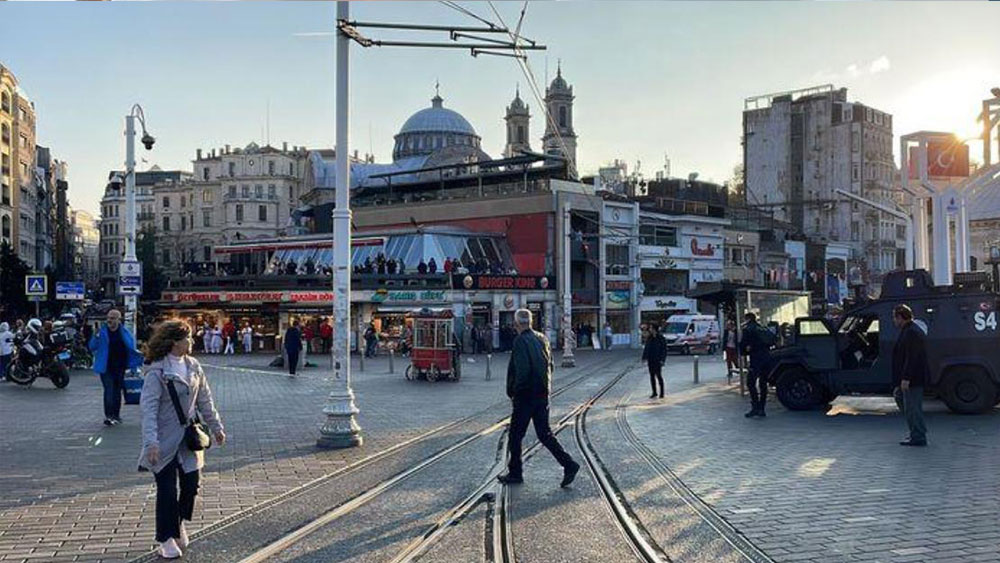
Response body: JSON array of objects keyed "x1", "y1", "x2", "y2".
[{"x1": 166, "y1": 379, "x2": 212, "y2": 452}]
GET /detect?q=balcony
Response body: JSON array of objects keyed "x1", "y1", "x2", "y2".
[{"x1": 137, "y1": 212, "x2": 155, "y2": 221}]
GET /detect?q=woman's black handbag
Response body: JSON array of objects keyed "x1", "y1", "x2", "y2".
[{"x1": 166, "y1": 379, "x2": 212, "y2": 451}]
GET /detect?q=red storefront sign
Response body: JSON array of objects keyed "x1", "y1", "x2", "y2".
[
  {"x1": 691, "y1": 238, "x2": 716, "y2": 257},
  {"x1": 606, "y1": 280, "x2": 631, "y2": 290},
  {"x1": 452, "y1": 274, "x2": 554, "y2": 291},
  {"x1": 162, "y1": 291, "x2": 334, "y2": 304}
]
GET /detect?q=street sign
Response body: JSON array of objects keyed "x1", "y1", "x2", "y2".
[
  {"x1": 25, "y1": 274, "x2": 47, "y2": 297},
  {"x1": 118, "y1": 260, "x2": 143, "y2": 295},
  {"x1": 56, "y1": 281, "x2": 86, "y2": 301}
]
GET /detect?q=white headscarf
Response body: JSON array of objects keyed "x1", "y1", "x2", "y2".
[{"x1": 0, "y1": 322, "x2": 9, "y2": 332}]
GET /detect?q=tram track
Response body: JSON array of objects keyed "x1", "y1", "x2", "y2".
[{"x1": 230, "y1": 354, "x2": 624, "y2": 563}]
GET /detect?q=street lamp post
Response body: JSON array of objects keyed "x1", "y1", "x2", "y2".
[
  {"x1": 318, "y1": 0, "x2": 362, "y2": 449},
  {"x1": 119, "y1": 104, "x2": 155, "y2": 338},
  {"x1": 561, "y1": 207, "x2": 575, "y2": 367}
]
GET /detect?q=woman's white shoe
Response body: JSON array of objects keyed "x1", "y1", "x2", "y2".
[
  {"x1": 177, "y1": 522, "x2": 189, "y2": 548},
  {"x1": 158, "y1": 538, "x2": 183, "y2": 559}
]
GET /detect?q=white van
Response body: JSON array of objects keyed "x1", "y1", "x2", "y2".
[{"x1": 661, "y1": 314, "x2": 720, "y2": 355}]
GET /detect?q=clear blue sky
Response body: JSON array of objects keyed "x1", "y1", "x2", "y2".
[{"x1": 2, "y1": 1, "x2": 999, "y2": 215}]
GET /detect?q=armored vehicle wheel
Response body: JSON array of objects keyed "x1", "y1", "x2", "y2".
[
  {"x1": 775, "y1": 367, "x2": 825, "y2": 411},
  {"x1": 941, "y1": 366, "x2": 995, "y2": 414}
]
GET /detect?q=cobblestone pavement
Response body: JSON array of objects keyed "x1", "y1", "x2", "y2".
[
  {"x1": 623, "y1": 356, "x2": 1000, "y2": 563},
  {"x1": 0, "y1": 349, "x2": 620, "y2": 562}
]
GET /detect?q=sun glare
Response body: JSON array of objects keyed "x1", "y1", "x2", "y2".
[{"x1": 893, "y1": 67, "x2": 999, "y2": 146}]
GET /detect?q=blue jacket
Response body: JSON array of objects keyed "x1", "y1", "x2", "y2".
[{"x1": 89, "y1": 325, "x2": 144, "y2": 375}]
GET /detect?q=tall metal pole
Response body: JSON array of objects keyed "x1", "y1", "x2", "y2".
[
  {"x1": 123, "y1": 114, "x2": 138, "y2": 337},
  {"x1": 560, "y1": 206, "x2": 575, "y2": 367},
  {"x1": 319, "y1": 0, "x2": 362, "y2": 449}
]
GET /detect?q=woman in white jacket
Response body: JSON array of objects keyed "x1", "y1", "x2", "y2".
[{"x1": 139, "y1": 321, "x2": 225, "y2": 559}]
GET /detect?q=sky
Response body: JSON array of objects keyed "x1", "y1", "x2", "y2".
[{"x1": 2, "y1": 1, "x2": 1000, "y2": 215}]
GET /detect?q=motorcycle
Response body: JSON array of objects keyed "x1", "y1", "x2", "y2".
[{"x1": 8, "y1": 331, "x2": 71, "y2": 389}]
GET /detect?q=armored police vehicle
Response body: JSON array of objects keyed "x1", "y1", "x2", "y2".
[{"x1": 768, "y1": 269, "x2": 1000, "y2": 414}]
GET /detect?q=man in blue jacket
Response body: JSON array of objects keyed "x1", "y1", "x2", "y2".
[{"x1": 89, "y1": 309, "x2": 144, "y2": 426}]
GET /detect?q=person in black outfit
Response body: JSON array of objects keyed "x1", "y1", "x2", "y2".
[
  {"x1": 284, "y1": 320, "x2": 303, "y2": 377},
  {"x1": 498, "y1": 309, "x2": 580, "y2": 487},
  {"x1": 642, "y1": 323, "x2": 668, "y2": 398},
  {"x1": 739, "y1": 312, "x2": 774, "y2": 418},
  {"x1": 892, "y1": 304, "x2": 929, "y2": 446},
  {"x1": 428, "y1": 257, "x2": 437, "y2": 273},
  {"x1": 417, "y1": 260, "x2": 428, "y2": 274}
]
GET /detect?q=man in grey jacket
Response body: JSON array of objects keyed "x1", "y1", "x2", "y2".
[{"x1": 498, "y1": 309, "x2": 580, "y2": 487}]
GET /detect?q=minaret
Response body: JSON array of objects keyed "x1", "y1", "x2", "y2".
[
  {"x1": 542, "y1": 62, "x2": 577, "y2": 177},
  {"x1": 504, "y1": 85, "x2": 531, "y2": 158}
]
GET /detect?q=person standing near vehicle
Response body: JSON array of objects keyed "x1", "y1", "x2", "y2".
[
  {"x1": 0, "y1": 322, "x2": 14, "y2": 381},
  {"x1": 723, "y1": 319, "x2": 739, "y2": 383},
  {"x1": 89, "y1": 309, "x2": 144, "y2": 426},
  {"x1": 138, "y1": 320, "x2": 225, "y2": 559},
  {"x1": 284, "y1": 320, "x2": 303, "y2": 377},
  {"x1": 642, "y1": 323, "x2": 668, "y2": 398},
  {"x1": 892, "y1": 304, "x2": 929, "y2": 447},
  {"x1": 498, "y1": 309, "x2": 580, "y2": 487},
  {"x1": 739, "y1": 312, "x2": 774, "y2": 418}
]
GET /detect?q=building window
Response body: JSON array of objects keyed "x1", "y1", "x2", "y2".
[
  {"x1": 203, "y1": 210, "x2": 212, "y2": 227},
  {"x1": 1, "y1": 215, "x2": 9, "y2": 239},
  {"x1": 181, "y1": 216, "x2": 187, "y2": 230},
  {"x1": 242, "y1": 185, "x2": 250, "y2": 198},
  {"x1": 639, "y1": 225, "x2": 678, "y2": 247},
  {"x1": 162, "y1": 217, "x2": 170, "y2": 231},
  {"x1": 258, "y1": 205, "x2": 267, "y2": 222},
  {"x1": 162, "y1": 196, "x2": 170, "y2": 209},
  {"x1": 268, "y1": 161, "x2": 275, "y2": 175},
  {"x1": 605, "y1": 244, "x2": 630, "y2": 276},
  {"x1": 236, "y1": 204, "x2": 244, "y2": 222},
  {"x1": 162, "y1": 249, "x2": 170, "y2": 265},
  {"x1": 517, "y1": 125, "x2": 525, "y2": 144},
  {"x1": 268, "y1": 184, "x2": 276, "y2": 198},
  {"x1": 851, "y1": 164, "x2": 860, "y2": 181},
  {"x1": 180, "y1": 195, "x2": 186, "y2": 208},
  {"x1": 203, "y1": 246, "x2": 211, "y2": 262},
  {"x1": 255, "y1": 184, "x2": 263, "y2": 198},
  {"x1": 228, "y1": 185, "x2": 236, "y2": 198},
  {"x1": 229, "y1": 162, "x2": 236, "y2": 177},
  {"x1": 203, "y1": 189, "x2": 213, "y2": 204},
  {"x1": 289, "y1": 162, "x2": 294, "y2": 175},
  {"x1": 0, "y1": 92, "x2": 9, "y2": 114},
  {"x1": 559, "y1": 106, "x2": 567, "y2": 128},
  {"x1": 202, "y1": 167, "x2": 210, "y2": 181}
]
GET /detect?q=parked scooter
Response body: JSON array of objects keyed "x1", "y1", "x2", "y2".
[{"x1": 7, "y1": 319, "x2": 71, "y2": 389}]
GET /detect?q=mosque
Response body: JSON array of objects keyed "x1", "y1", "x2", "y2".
[{"x1": 304, "y1": 66, "x2": 577, "y2": 200}]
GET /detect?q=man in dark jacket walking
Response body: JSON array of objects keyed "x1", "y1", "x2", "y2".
[
  {"x1": 642, "y1": 323, "x2": 668, "y2": 398},
  {"x1": 892, "y1": 304, "x2": 929, "y2": 446},
  {"x1": 284, "y1": 320, "x2": 303, "y2": 377},
  {"x1": 740, "y1": 312, "x2": 774, "y2": 418},
  {"x1": 498, "y1": 309, "x2": 580, "y2": 487}
]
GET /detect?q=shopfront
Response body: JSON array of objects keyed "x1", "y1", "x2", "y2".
[{"x1": 605, "y1": 280, "x2": 633, "y2": 346}]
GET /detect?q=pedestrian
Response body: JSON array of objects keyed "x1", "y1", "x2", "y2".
[
  {"x1": 417, "y1": 259, "x2": 428, "y2": 274},
  {"x1": 138, "y1": 320, "x2": 225, "y2": 560},
  {"x1": 892, "y1": 304, "x2": 929, "y2": 447},
  {"x1": 498, "y1": 308, "x2": 580, "y2": 487},
  {"x1": 364, "y1": 323, "x2": 378, "y2": 358},
  {"x1": 0, "y1": 322, "x2": 14, "y2": 381},
  {"x1": 211, "y1": 326, "x2": 223, "y2": 355},
  {"x1": 88, "y1": 309, "x2": 144, "y2": 426},
  {"x1": 428, "y1": 257, "x2": 438, "y2": 274},
  {"x1": 201, "y1": 323, "x2": 211, "y2": 355},
  {"x1": 241, "y1": 324, "x2": 254, "y2": 354},
  {"x1": 320, "y1": 319, "x2": 333, "y2": 354},
  {"x1": 739, "y1": 312, "x2": 775, "y2": 418},
  {"x1": 223, "y1": 321, "x2": 235, "y2": 355},
  {"x1": 642, "y1": 323, "x2": 668, "y2": 398},
  {"x1": 604, "y1": 324, "x2": 613, "y2": 350},
  {"x1": 723, "y1": 319, "x2": 739, "y2": 383},
  {"x1": 284, "y1": 320, "x2": 303, "y2": 377}
]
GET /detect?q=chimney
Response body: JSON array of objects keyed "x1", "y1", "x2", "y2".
[
  {"x1": 283, "y1": 141, "x2": 288, "y2": 152},
  {"x1": 353, "y1": 149, "x2": 358, "y2": 160},
  {"x1": 196, "y1": 149, "x2": 202, "y2": 160},
  {"x1": 225, "y1": 144, "x2": 231, "y2": 154}
]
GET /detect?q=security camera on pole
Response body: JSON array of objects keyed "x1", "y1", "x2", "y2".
[{"x1": 116, "y1": 104, "x2": 155, "y2": 338}]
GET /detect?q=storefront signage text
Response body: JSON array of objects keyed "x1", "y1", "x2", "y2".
[
  {"x1": 453, "y1": 274, "x2": 554, "y2": 291},
  {"x1": 162, "y1": 291, "x2": 335, "y2": 304},
  {"x1": 606, "y1": 280, "x2": 632, "y2": 291},
  {"x1": 371, "y1": 290, "x2": 447, "y2": 303}
]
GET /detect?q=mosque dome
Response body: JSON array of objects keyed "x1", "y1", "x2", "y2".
[{"x1": 393, "y1": 93, "x2": 482, "y2": 161}]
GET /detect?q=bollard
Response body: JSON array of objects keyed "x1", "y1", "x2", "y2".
[
  {"x1": 485, "y1": 353, "x2": 492, "y2": 381},
  {"x1": 389, "y1": 349, "x2": 395, "y2": 374},
  {"x1": 693, "y1": 355, "x2": 700, "y2": 384}
]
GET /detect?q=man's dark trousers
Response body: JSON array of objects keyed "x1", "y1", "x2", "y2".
[
  {"x1": 507, "y1": 396, "x2": 574, "y2": 479},
  {"x1": 894, "y1": 386, "x2": 927, "y2": 443},
  {"x1": 287, "y1": 350, "x2": 299, "y2": 375},
  {"x1": 100, "y1": 368, "x2": 125, "y2": 420},
  {"x1": 747, "y1": 367, "x2": 768, "y2": 411},
  {"x1": 648, "y1": 361, "x2": 664, "y2": 397}
]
